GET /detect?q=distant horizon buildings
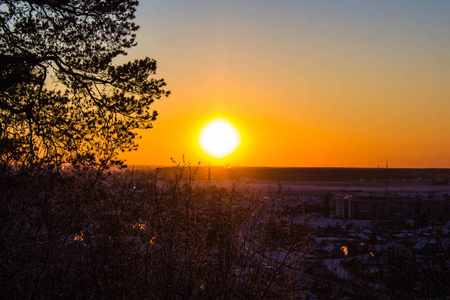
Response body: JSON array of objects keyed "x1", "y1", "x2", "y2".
[{"x1": 330, "y1": 194, "x2": 450, "y2": 221}]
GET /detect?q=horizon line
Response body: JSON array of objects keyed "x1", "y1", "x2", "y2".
[{"x1": 124, "y1": 164, "x2": 450, "y2": 170}]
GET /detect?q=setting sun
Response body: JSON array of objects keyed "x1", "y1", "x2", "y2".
[{"x1": 198, "y1": 118, "x2": 241, "y2": 158}]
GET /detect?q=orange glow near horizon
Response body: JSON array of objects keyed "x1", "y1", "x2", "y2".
[{"x1": 119, "y1": 2, "x2": 450, "y2": 168}]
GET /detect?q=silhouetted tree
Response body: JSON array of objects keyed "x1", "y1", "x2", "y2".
[{"x1": 0, "y1": 0, "x2": 169, "y2": 168}]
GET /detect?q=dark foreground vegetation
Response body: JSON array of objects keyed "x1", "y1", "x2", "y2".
[{"x1": 0, "y1": 163, "x2": 312, "y2": 299}]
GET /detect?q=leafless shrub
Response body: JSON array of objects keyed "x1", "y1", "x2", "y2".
[{"x1": 0, "y1": 162, "x2": 312, "y2": 299}]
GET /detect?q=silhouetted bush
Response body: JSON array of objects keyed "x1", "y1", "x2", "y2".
[{"x1": 0, "y1": 163, "x2": 312, "y2": 299}]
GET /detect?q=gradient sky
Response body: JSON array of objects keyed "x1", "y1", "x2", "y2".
[{"x1": 119, "y1": 1, "x2": 450, "y2": 168}]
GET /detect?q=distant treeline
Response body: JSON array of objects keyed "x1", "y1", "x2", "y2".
[{"x1": 145, "y1": 166, "x2": 450, "y2": 182}]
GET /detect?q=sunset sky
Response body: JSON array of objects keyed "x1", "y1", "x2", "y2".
[{"x1": 120, "y1": 1, "x2": 450, "y2": 168}]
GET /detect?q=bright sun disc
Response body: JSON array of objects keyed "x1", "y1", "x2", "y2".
[{"x1": 198, "y1": 118, "x2": 241, "y2": 158}]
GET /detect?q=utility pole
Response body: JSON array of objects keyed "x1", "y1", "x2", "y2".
[
  {"x1": 385, "y1": 160, "x2": 389, "y2": 198},
  {"x1": 207, "y1": 163, "x2": 212, "y2": 189}
]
